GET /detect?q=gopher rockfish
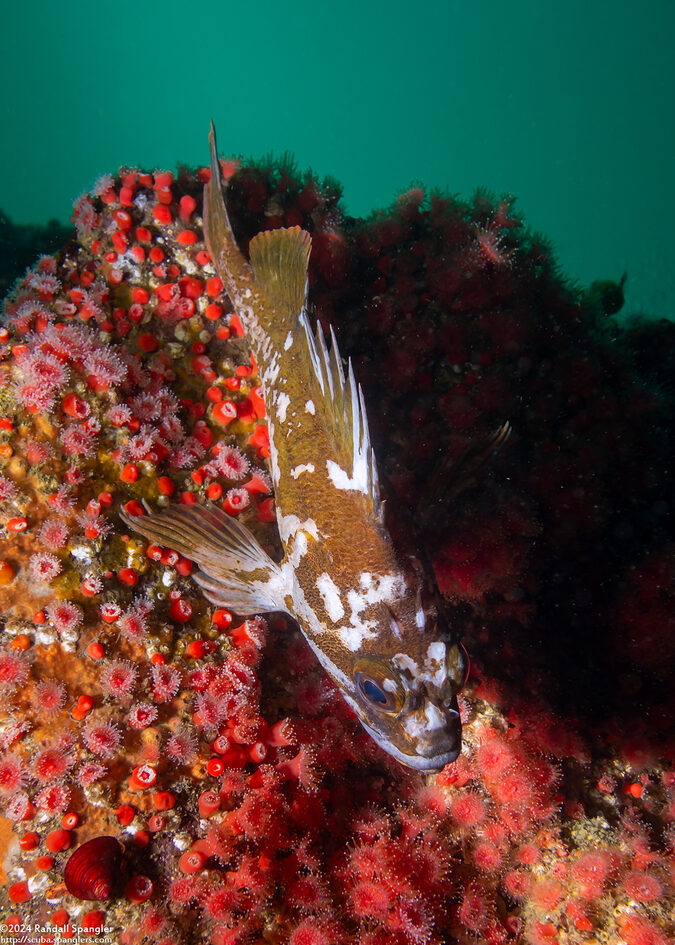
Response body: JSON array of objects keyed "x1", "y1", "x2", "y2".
[{"x1": 121, "y1": 123, "x2": 469, "y2": 771}]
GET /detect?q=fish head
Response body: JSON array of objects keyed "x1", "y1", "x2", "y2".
[{"x1": 348, "y1": 576, "x2": 469, "y2": 772}]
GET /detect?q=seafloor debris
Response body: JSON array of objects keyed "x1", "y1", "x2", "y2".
[{"x1": 0, "y1": 156, "x2": 672, "y2": 945}]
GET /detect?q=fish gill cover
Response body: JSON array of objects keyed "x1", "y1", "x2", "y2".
[{"x1": 0, "y1": 151, "x2": 672, "y2": 944}]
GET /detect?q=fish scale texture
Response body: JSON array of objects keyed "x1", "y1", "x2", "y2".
[{"x1": 0, "y1": 160, "x2": 672, "y2": 944}]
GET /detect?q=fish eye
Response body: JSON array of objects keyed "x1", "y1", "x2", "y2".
[
  {"x1": 361, "y1": 677, "x2": 387, "y2": 704},
  {"x1": 354, "y1": 671, "x2": 400, "y2": 713}
]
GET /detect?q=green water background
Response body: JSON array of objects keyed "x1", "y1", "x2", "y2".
[{"x1": 1, "y1": 0, "x2": 673, "y2": 319}]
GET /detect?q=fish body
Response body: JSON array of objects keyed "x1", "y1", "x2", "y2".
[{"x1": 122, "y1": 124, "x2": 468, "y2": 771}]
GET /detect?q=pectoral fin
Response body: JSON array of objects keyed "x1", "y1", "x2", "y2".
[
  {"x1": 417, "y1": 421, "x2": 512, "y2": 527},
  {"x1": 120, "y1": 504, "x2": 292, "y2": 615}
]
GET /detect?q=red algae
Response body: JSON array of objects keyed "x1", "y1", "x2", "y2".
[{"x1": 0, "y1": 153, "x2": 672, "y2": 945}]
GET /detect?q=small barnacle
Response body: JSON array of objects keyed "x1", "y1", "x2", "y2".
[
  {"x1": 69, "y1": 543, "x2": 94, "y2": 565},
  {"x1": 172, "y1": 831, "x2": 192, "y2": 852}
]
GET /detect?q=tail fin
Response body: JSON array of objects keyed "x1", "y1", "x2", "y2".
[
  {"x1": 204, "y1": 121, "x2": 311, "y2": 334},
  {"x1": 249, "y1": 226, "x2": 311, "y2": 329}
]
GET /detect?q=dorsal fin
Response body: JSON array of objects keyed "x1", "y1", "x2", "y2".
[
  {"x1": 249, "y1": 227, "x2": 311, "y2": 320},
  {"x1": 297, "y1": 308, "x2": 382, "y2": 522}
]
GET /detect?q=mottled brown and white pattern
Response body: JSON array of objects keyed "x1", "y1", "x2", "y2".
[{"x1": 121, "y1": 123, "x2": 468, "y2": 771}]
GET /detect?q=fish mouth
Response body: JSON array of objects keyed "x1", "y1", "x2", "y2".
[{"x1": 359, "y1": 718, "x2": 462, "y2": 772}]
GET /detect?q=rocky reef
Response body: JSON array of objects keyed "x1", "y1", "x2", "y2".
[
  {"x1": 0, "y1": 154, "x2": 672, "y2": 944},
  {"x1": 0, "y1": 210, "x2": 72, "y2": 302}
]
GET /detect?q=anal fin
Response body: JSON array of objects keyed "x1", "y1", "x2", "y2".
[{"x1": 120, "y1": 504, "x2": 292, "y2": 615}]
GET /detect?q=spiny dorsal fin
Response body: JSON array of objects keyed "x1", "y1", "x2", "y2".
[
  {"x1": 249, "y1": 226, "x2": 311, "y2": 318},
  {"x1": 298, "y1": 309, "x2": 382, "y2": 522}
]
